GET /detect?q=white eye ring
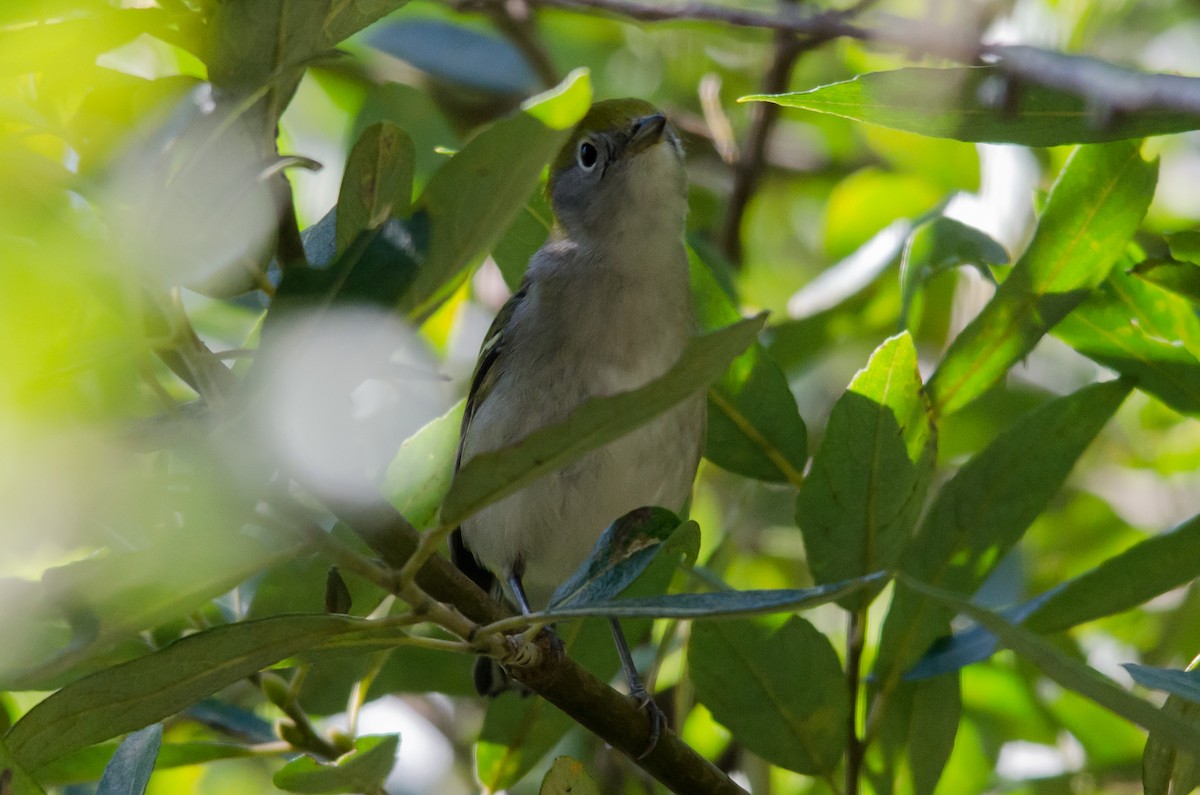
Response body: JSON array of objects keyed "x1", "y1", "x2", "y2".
[{"x1": 577, "y1": 140, "x2": 599, "y2": 172}]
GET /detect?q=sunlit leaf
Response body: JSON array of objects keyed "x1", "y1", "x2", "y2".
[{"x1": 381, "y1": 401, "x2": 465, "y2": 529}]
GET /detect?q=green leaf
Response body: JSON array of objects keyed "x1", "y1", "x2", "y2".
[
  {"x1": 381, "y1": 400, "x2": 465, "y2": 529},
  {"x1": 0, "y1": 734, "x2": 46, "y2": 795},
  {"x1": 404, "y1": 70, "x2": 591, "y2": 320},
  {"x1": 690, "y1": 616, "x2": 849, "y2": 774},
  {"x1": 927, "y1": 141, "x2": 1157, "y2": 415},
  {"x1": 876, "y1": 379, "x2": 1131, "y2": 679},
  {"x1": 492, "y1": 191, "x2": 553, "y2": 290},
  {"x1": 335, "y1": 122, "x2": 415, "y2": 253},
  {"x1": 441, "y1": 315, "x2": 764, "y2": 527},
  {"x1": 245, "y1": 524, "x2": 381, "y2": 620},
  {"x1": 34, "y1": 742, "x2": 259, "y2": 786},
  {"x1": 900, "y1": 576, "x2": 1200, "y2": 754},
  {"x1": 900, "y1": 217, "x2": 1007, "y2": 328},
  {"x1": 1132, "y1": 258, "x2": 1200, "y2": 305},
  {"x1": 1027, "y1": 512, "x2": 1200, "y2": 633},
  {"x1": 96, "y1": 724, "x2": 161, "y2": 795},
  {"x1": 1125, "y1": 665, "x2": 1200, "y2": 703},
  {"x1": 744, "y1": 64, "x2": 1200, "y2": 145},
  {"x1": 1168, "y1": 231, "x2": 1200, "y2": 266},
  {"x1": 548, "y1": 508, "x2": 685, "y2": 609},
  {"x1": 1144, "y1": 695, "x2": 1200, "y2": 795},
  {"x1": 690, "y1": 249, "x2": 807, "y2": 484},
  {"x1": 267, "y1": 217, "x2": 425, "y2": 334},
  {"x1": 797, "y1": 333, "x2": 936, "y2": 610},
  {"x1": 538, "y1": 756, "x2": 600, "y2": 795},
  {"x1": 822, "y1": 169, "x2": 943, "y2": 261},
  {"x1": 5, "y1": 615, "x2": 366, "y2": 770},
  {"x1": 1055, "y1": 265, "x2": 1200, "y2": 415},
  {"x1": 273, "y1": 735, "x2": 399, "y2": 794},
  {"x1": 876, "y1": 675, "x2": 961, "y2": 795},
  {"x1": 542, "y1": 573, "x2": 885, "y2": 620}
]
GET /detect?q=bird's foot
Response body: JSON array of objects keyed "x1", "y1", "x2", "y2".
[{"x1": 629, "y1": 683, "x2": 666, "y2": 759}]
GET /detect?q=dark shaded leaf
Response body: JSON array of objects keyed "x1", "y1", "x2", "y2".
[
  {"x1": 1144, "y1": 695, "x2": 1200, "y2": 795},
  {"x1": 797, "y1": 333, "x2": 935, "y2": 610},
  {"x1": 900, "y1": 216, "x2": 1007, "y2": 327},
  {"x1": 0, "y1": 735, "x2": 45, "y2": 795},
  {"x1": 690, "y1": 616, "x2": 848, "y2": 774},
  {"x1": 96, "y1": 724, "x2": 162, "y2": 795},
  {"x1": 1125, "y1": 665, "x2": 1200, "y2": 703},
  {"x1": 1132, "y1": 258, "x2": 1200, "y2": 305},
  {"x1": 745, "y1": 64, "x2": 1200, "y2": 145},
  {"x1": 34, "y1": 741, "x2": 258, "y2": 787},
  {"x1": 273, "y1": 734, "x2": 399, "y2": 794},
  {"x1": 927, "y1": 141, "x2": 1156, "y2": 415},
  {"x1": 335, "y1": 122, "x2": 415, "y2": 253}
]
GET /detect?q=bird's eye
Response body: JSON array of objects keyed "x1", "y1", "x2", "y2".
[{"x1": 577, "y1": 140, "x2": 599, "y2": 171}]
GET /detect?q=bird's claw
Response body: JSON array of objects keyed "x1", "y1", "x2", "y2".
[{"x1": 630, "y1": 686, "x2": 666, "y2": 759}]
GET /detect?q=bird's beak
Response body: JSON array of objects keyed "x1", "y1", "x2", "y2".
[{"x1": 626, "y1": 113, "x2": 667, "y2": 156}]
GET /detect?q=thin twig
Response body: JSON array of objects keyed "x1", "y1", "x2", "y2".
[
  {"x1": 845, "y1": 609, "x2": 867, "y2": 795},
  {"x1": 481, "y1": 0, "x2": 561, "y2": 89}
]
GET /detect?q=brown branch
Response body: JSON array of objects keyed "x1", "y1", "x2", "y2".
[{"x1": 482, "y1": 0, "x2": 561, "y2": 89}]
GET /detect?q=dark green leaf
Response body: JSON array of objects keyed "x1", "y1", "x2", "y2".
[
  {"x1": 335, "y1": 122, "x2": 415, "y2": 253},
  {"x1": 1132, "y1": 258, "x2": 1200, "y2": 305},
  {"x1": 1125, "y1": 665, "x2": 1200, "y2": 703},
  {"x1": 900, "y1": 217, "x2": 1007, "y2": 328},
  {"x1": 273, "y1": 734, "x2": 399, "y2": 794},
  {"x1": 690, "y1": 616, "x2": 848, "y2": 774},
  {"x1": 690, "y1": 249, "x2": 808, "y2": 484},
  {"x1": 6, "y1": 615, "x2": 366, "y2": 769},
  {"x1": 404, "y1": 71, "x2": 590, "y2": 320},
  {"x1": 34, "y1": 741, "x2": 259, "y2": 787},
  {"x1": 96, "y1": 724, "x2": 162, "y2": 795},
  {"x1": 1144, "y1": 695, "x2": 1200, "y2": 795},
  {"x1": 876, "y1": 379, "x2": 1131, "y2": 679},
  {"x1": 901, "y1": 577, "x2": 1200, "y2": 754},
  {"x1": 797, "y1": 333, "x2": 935, "y2": 610},
  {"x1": 1055, "y1": 265, "x2": 1200, "y2": 414},
  {"x1": 246, "y1": 524, "x2": 380, "y2": 620},
  {"x1": 543, "y1": 574, "x2": 884, "y2": 621},
  {"x1": 0, "y1": 735, "x2": 46, "y2": 795},
  {"x1": 548, "y1": 508, "x2": 684, "y2": 609},
  {"x1": 876, "y1": 675, "x2": 961, "y2": 795},
  {"x1": 927, "y1": 141, "x2": 1156, "y2": 415},
  {"x1": 441, "y1": 316, "x2": 764, "y2": 527},
  {"x1": 1168, "y1": 231, "x2": 1200, "y2": 266},
  {"x1": 744, "y1": 64, "x2": 1200, "y2": 145}
]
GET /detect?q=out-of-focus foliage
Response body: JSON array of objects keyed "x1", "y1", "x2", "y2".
[{"x1": 4, "y1": 1, "x2": 1200, "y2": 794}]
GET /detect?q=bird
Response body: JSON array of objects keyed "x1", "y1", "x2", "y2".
[{"x1": 450, "y1": 98, "x2": 706, "y2": 741}]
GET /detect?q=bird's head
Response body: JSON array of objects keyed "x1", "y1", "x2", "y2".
[{"x1": 546, "y1": 98, "x2": 686, "y2": 241}]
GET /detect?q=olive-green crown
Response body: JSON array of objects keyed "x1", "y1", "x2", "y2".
[{"x1": 548, "y1": 98, "x2": 663, "y2": 186}]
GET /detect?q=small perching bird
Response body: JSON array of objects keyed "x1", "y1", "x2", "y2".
[{"x1": 450, "y1": 99, "x2": 706, "y2": 738}]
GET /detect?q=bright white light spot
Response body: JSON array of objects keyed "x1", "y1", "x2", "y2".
[
  {"x1": 354, "y1": 696, "x2": 455, "y2": 794},
  {"x1": 996, "y1": 734, "x2": 1083, "y2": 780}
]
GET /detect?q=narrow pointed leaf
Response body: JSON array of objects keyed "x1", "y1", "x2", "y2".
[
  {"x1": 1055, "y1": 265, "x2": 1200, "y2": 415},
  {"x1": 927, "y1": 141, "x2": 1156, "y2": 415},
  {"x1": 6, "y1": 615, "x2": 366, "y2": 769},
  {"x1": 441, "y1": 316, "x2": 764, "y2": 527},
  {"x1": 1143, "y1": 695, "x2": 1200, "y2": 795},
  {"x1": 1125, "y1": 665, "x2": 1200, "y2": 703},
  {"x1": 901, "y1": 577, "x2": 1200, "y2": 753},
  {"x1": 273, "y1": 735, "x2": 399, "y2": 794},
  {"x1": 405, "y1": 70, "x2": 591, "y2": 320},
  {"x1": 96, "y1": 724, "x2": 162, "y2": 795},
  {"x1": 876, "y1": 379, "x2": 1131, "y2": 679},
  {"x1": 744, "y1": 63, "x2": 1200, "y2": 145},
  {"x1": 797, "y1": 332, "x2": 936, "y2": 610},
  {"x1": 335, "y1": 122, "x2": 415, "y2": 253},
  {"x1": 690, "y1": 249, "x2": 807, "y2": 484},
  {"x1": 690, "y1": 616, "x2": 848, "y2": 774}
]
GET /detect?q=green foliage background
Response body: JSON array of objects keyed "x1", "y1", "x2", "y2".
[{"x1": 3, "y1": 1, "x2": 1200, "y2": 794}]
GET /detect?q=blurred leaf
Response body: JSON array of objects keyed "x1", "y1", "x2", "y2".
[
  {"x1": 366, "y1": 645, "x2": 476, "y2": 699},
  {"x1": 441, "y1": 316, "x2": 763, "y2": 527},
  {"x1": 876, "y1": 675, "x2": 961, "y2": 795},
  {"x1": 1055, "y1": 265, "x2": 1200, "y2": 414},
  {"x1": 823, "y1": 168, "x2": 942, "y2": 260},
  {"x1": 745, "y1": 63, "x2": 1200, "y2": 145},
  {"x1": 274, "y1": 734, "x2": 399, "y2": 794},
  {"x1": 902, "y1": 577, "x2": 1200, "y2": 754},
  {"x1": 876, "y1": 379, "x2": 1131, "y2": 678},
  {"x1": 34, "y1": 741, "x2": 259, "y2": 787},
  {"x1": 0, "y1": 735, "x2": 46, "y2": 795},
  {"x1": 381, "y1": 401, "x2": 465, "y2": 529},
  {"x1": 862, "y1": 126, "x2": 980, "y2": 192},
  {"x1": 5, "y1": 615, "x2": 367, "y2": 769},
  {"x1": 797, "y1": 333, "x2": 935, "y2": 610},
  {"x1": 1126, "y1": 664, "x2": 1200, "y2": 702},
  {"x1": 1144, "y1": 695, "x2": 1200, "y2": 795},
  {"x1": 542, "y1": 573, "x2": 885, "y2": 620},
  {"x1": 899, "y1": 217, "x2": 1008, "y2": 328},
  {"x1": 1132, "y1": 258, "x2": 1200, "y2": 305},
  {"x1": 246, "y1": 525, "x2": 381, "y2": 620},
  {"x1": 1168, "y1": 231, "x2": 1200, "y2": 266},
  {"x1": 927, "y1": 141, "x2": 1156, "y2": 415},
  {"x1": 352, "y1": 82, "x2": 457, "y2": 188},
  {"x1": 368, "y1": 19, "x2": 540, "y2": 95},
  {"x1": 96, "y1": 724, "x2": 161, "y2": 795},
  {"x1": 268, "y1": 217, "x2": 425, "y2": 334},
  {"x1": 405, "y1": 70, "x2": 591, "y2": 320},
  {"x1": 548, "y1": 508, "x2": 684, "y2": 609},
  {"x1": 335, "y1": 122, "x2": 415, "y2": 254},
  {"x1": 690, "y1": 616, "x2": 848, "y2": 774},
  {"x1": 539, "y1": 756, "x2": 599, "y2": 795},
  {"x1": 492, "y1": 191, "x2": 553, "y2": 290},
  {"x1": 690, "y1": 249, "x2": 807, "y2": 484}
]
